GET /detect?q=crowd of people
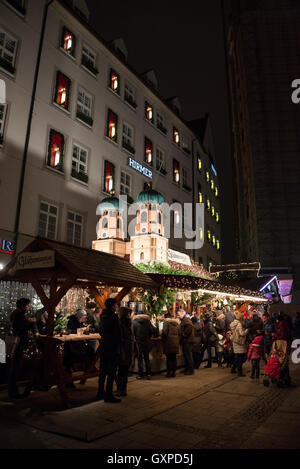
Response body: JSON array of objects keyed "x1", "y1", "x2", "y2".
[{"x1": 6, "y1": 296, "x2": 300, "y2": 402}]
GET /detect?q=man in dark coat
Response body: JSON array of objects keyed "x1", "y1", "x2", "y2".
[
  {"x1": 162, "y1": 313, "x2": 181, "y2": 377},
  {"x1": 199, "y1": 313, "x2": 218, "y2": 368},
  {"x1": 224, "y1": 308, "x2": 235, "y2": 331},
  {"x1": 178, "y1": 309, "x2": 194, "y2": 375},
  {"x1": 191, "y1": 316, "x2": 203, "y2": 369},
  {"x1": 132, "y1": 311, "x2": 156, "y2": 379},
  {"x1": 262, "y1": 312, "x2": 275, "y2": 362},
  {"x1": 97, "y1": 298, "x2": 121, "y2": 403},
  {"x1": 8, "y1": 298, "x2": 39, "y2": 399},
  {"x1": 116, "y1": 307, "x2": 134, "y2": 396},
  {"x1": 247, "y1": 313, "x2": 264, "y2": 343}
]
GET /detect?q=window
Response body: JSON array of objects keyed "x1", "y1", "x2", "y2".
[
  {"x1": 103, "y1": 160, "x2": 115, "y2": 194},
  {"x1": 141, "y1": 212, "x2": 147, "y2": 223},
  {"x1": 156, "y1": 110, "x2": 166, "y2": 134},
  {"x1": 109, "y1": 68, "x2": 120, "y2": 94},
  {"x1": 215, "y1": 186, "x2": 219, "y2": 197},
  {"x1": 212, "y1": 235, "x2": 216, "y2": 247},
  {"x1": 156, "y1": 147, "x2": 166, "y2": 174},
  {"x1": 206, "y1": 198, "x2": 211, "y2": 212},
  {"x1": 0, "y1": 104, "x2": 7, "y2": 145},
  {"x1": 198, "y1": 158, "x2": 202, "y2": 172},
  {"x1": 0, "y1": 29, "x2": 18, "y2": 75},
  {"x1": 182, "y1": 134, "x2": 190, "y2": 154},
  {"x1": 122, "y1": 122, "x2": 135, "y2": 154},
  {"x1": 76, "y1": 88, "x2": 93, "y2": 126},
  {"x1": 144, "y1": 182, "x2": 152, "y2": 191},
  {"x1": 61, "y1": 27, "x2": 76, "y2": 56},
  {"x1": 120, "y1": 170, "x2": 131, "y2": 196},
  {"x1": 207, "y1": 230, "x2": 211, "y2": 243},
  {"x1": 182, "y1": 168, "x2": 191, "y2": 191},
  {"x1": 212, "y1": 206, "x2": 215, "y2": 217},
  {"x1": 173, "y1": 159, "x2": 180, "y2": 184},
  {"x1": 144, "y1": 137, "x2": 153, "y2": 165},
  {"x1": 124, "y1": 81, "x2": 137, "y2": 108},
  {"x1": 47, "y1": 129, "x2": 64, "y2": 172},
  {"x1": 145, "y1": 101, "x2": 154, "y2": 123},
  {"x1": 206, "y1": 171, "x2": 210, "y2": 183},
  {"x1": 211, "y1": 179, "x2": 214, "y2": 190},
  {"x1": 173, "y1": 200, "x2": 181, "y2": 225},
  {"x1": 107, "y1": 109, "x2": 118, "y2": 142},
  {"x1": 67, "y1": 210, "x2": 83, "y2": 246},
  {"x1": 81, "y1": 44, "x2": 98, "y2": 75},
  {"x1": 38, "y1": 202, "x2": 58, "y2": 240},
  {"x1": 198, "y1": 184, "x2": 203, "y2": 204},
  {"x1": 72, "y1": 143, "x2": 88, "y2": 183},
  {"x1": 4, "y1": 0, "x2": 26, "y2": 16},
  {"x1": 217, "y1": 240, "x2": 220, "y2": 251},
  {"x1": 54, "y1": 71, "x2": 71, "y2": 111},
  {"x1": 173, "y1": 127, "x2": 180, "y2": 145},
  {"x1": 216, "y1": 212, "x2": 220, "y2": 223}
]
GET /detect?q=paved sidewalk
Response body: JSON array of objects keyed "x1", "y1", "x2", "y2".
[{"x1": 0, "y1": 362, "x2": 300, "y2": 449}]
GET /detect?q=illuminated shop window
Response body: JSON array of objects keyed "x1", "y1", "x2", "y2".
[
  {"x1": 144, "y1": 137, "x2": 153, "y2": 165},
  {"x1": 173, "y1": 127, "x2": 180, "y2": 145},
  {"x1": 61, "y1": 27, "x2": 76, "y2": 56},
  {"x1": 54, "y1": 71, "x2": 71, "y2": 110},
  {"x1": 103, "y1": 160, "x2": 115, "y2": 194},
  {"x1": 47, "y1": 129, "x2": 64, "y2": 171},
  {"x1": 145, "y1": 101, "x2": 154, "y2": 123},
  {"x1": 109, "y1": 68, "x2": 120, "y2": 94},
  {"x1": 173, "y1": 159, "x2": 180, "y2": 184},
  {"x1": 107, "y1": 109, "x2": 118, "y2": 141}
]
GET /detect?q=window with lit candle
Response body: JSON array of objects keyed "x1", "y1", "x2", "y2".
[
  {"x1": 216, "y1": 212, "x2": 219, "y2": 223},
  {"x1": 212, "y1": 235, "x2": 216, "y2": 246},
  {"x1": 211, "y1": 179, "x2": 214, "y2": 190},
  {"x1": 47, "y1": 129, "x2": 64, "y2": 171},
  {"x1": 217, "y1": 240, "x2": 220, "y2": 250},
  {"x1": 145, "y1": 101, "x2": 154, "y2": 122},
  {"x1": 207, "y1": 199, "x2": 211, "y2": 211},
  {"x1": 104, "y1": 160, "x2": 115, "y2": 193},
  {"x1": 173, "y1": 128, "x2": 180, "y2": 145},
  {"x1": 144, "y1": 137, "x2": 153, "y2": 165},
  {"x1": 206, "y1": 171, "x2": 210, "y2": 183},
  {"x1": 207, "y1": 230, "x2": 211, "y2": 242},
  {"x1": 110, "y1": 69, "x2": 120, "y2": 94},
  {"x1": 198, "y1": 158, "x2": 202, "y2": 171},
  {"x1": 61, "y1": 27, "x2": 76, "y2": 56},
  {"x1": 198, "y1": 184, "x2": 202, "y2": 203},
  {"x1": 215, "y1": 186, "x2": 218, "y2": 197},
  {"x1": 173, "y1": 159, "x2": 180, "y2": 184},
  {"x1": 107, "y1": 109, "x2": 118, "y2": 141},
  {"x1": 54, "y1": 72, "x2": 70, "y2": 110},
  {"x1": 212, "y1": 206, "x2": 215, "y2": 217}
]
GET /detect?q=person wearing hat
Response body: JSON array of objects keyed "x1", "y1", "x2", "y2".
[
  {"x1": 97, "y1": 298, "x2": 121, "y2": 403},
  {"x1": 230, "y1": 312, "x2": 249, "y2": 377}
]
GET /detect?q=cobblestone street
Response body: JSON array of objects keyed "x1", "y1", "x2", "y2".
[{"x1": 1, "y1": 361, "x2": 300, "y2": 450}]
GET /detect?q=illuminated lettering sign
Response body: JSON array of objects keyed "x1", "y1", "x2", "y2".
[
  {"x1": 0, "y1": 239, "x2": 15, "y2": 254},
  {"x1": 128, "y1": 158, "x2": 152, "y2": 179}
]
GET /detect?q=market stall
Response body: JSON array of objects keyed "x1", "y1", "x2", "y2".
[{"x1": 0, "y1": 236, "x2": 157, "y2": 407}]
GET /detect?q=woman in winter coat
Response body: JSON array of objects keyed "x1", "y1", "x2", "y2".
[
  {"x1": 116, "y1": 307, "x2": 134, "y2": 396},
  {"x1": 132, "y1": 311, "x2": 156, "y2": 379},
  {"x1": 273, "y1": 313, "x2": 291, "y2": 345},
  {"x1": 247, "y1": 334, "x2": 263, "y2": 379},
  {"x1": 230, "y1": 312, "x2": 249, "y2": 377},
  {"x1": 161, "y1": 313, "x2": 181, "y2": 377}
]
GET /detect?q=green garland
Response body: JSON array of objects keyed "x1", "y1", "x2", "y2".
[{"x1": 135, "y1": 263, "x2": 197, "y2": 277}]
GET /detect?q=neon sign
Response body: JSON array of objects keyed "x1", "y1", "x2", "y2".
[
  {"x1": 128, "y1": 158, "x2": 152, "y2": 179},
  {"x1": 0, "y1": 239, "x2": 15, "y2": 254}
]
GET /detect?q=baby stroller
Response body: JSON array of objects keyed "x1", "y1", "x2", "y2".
[{"x1": 263, "y1": 340, "x2": 291, "y2": 388}]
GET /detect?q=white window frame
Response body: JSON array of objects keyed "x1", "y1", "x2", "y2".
[
  {"x1": 182, "y1": 133, "x2": 190, "y2": 152},
  {"x1": 38, "y1": 201, "x2": 58, "y2": 240},
  {"x1": 3, "y1": 0, "x2": 26, "y2": 17},
  {"x1": 156, "y1": 146, "x2": 165, "y2": 171},
  {"x1": 120, "y1": 170, "x2": 131, "y2": 196},
  {"x1": 66, "y1": 210, "x2": 83, "y2": 246},
  {"x1": 122, "y1": 121, "x2": 134, "y2": 148},
  {"x1": 77, "y1": 87, "x2": 92, "y2": 118},
  {"x1": 182, "y1": 167, "x2": 188, "y2": 186},
  {"x1": 72, "y1": 143, "x2": 88, "y2": 175},
  {"x1": 156, "y1": 110, "x2": 165, "y2": 129},
  {"x1": 124, "y1": 80, "x2": 135, "y2": 104},
  {"x1": 0, "y1": 104, "x2": 7, "y2": 142},
  {"x1": 0, "y1": 28, "x2": 18, "y2": 74},
  {"x1": 82, "y1": 43, "x2": 97, "y2": 68}
]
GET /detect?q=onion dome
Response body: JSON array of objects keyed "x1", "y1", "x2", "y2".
[
  {"x1": 96, "y1": 196, "x2": 126, "y2": 214},
  {"x1": 136, "y1": 189, "x2": 164, "y2": 204}
]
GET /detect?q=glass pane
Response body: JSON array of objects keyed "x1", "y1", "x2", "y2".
[
  {"x1": 40, "y1": 202, "x2": 48, "y2": 212},
  {"x1": 75, "y1": 214, "x2": 82, "y2": 223},
  {"x1": 68, "y1": 212, "x2": 74, "y2": 221},
  {"x1": 49, "y1": 205, "x2": 57, "y2": 215}
]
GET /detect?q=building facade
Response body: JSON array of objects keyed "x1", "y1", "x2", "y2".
[
  {"x1": 0, "y1": 0, "x2": 221, "y2": 271},
  {"x1": 227, "y1": 0, "x2": 300, "y2": 302}
]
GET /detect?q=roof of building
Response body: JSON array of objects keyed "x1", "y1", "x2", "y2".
[
  {"x1": 0, "y1": 237, "x2": 157, "y2": 290},
  {"x1": 168, "y1": 260, "x2": 214, "y2": 280},
  {"x1": 137, "y1": 189, "x2": 164, "y2": 204},
  {"x1": 96, "y1": 196, "x2": 126, "y2": 213}
]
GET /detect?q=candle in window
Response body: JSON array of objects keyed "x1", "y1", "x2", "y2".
[
  {"x1": 54, "y1": 146, "x2": 60, "y2": 166},
  {"x1": 60, "y1": 88, "x2": 66, "y2": 105},
  {"x1": 109, "y1": 123, "x2": 115, "y2": 138},
  {"x1": 175, "y1": 170, "x2": 179, "y2": 183},
  {"x1": 112, "y1": 74, "x2": 118, "y2": 90},
  {"x1": 147, "y1": 106, "x2": 152, "y2": 120},
  {"x1": 65, "y1": 34, "x2": 72, "y2": 51},
  {"x1": 174, "y1": 131, "x2": 179, "y2": 144}
]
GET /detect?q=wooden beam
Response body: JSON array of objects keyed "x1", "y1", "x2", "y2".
[
  {"x1": 89, "y1": 285, "x2": 106, "y2": 309},
  {"x1": 115, "y1": 287, "x2": 131, "y2": 303}
]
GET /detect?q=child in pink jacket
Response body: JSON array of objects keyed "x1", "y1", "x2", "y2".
[{"x1": 247, "y1": 334, "x2": 263, "y2": 379}]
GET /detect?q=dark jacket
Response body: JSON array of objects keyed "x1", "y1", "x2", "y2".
[
  {"x1": 248, "y1": 316, "x2": 264, "y2": 340},
  {"x1": 132, "y1": 314, "x2": 155, "y2": 353},
  {"x1": 192, "y1": 322, "x2": 203, "y2": 352},
  {"x1": 86, "y1": 311, "x2": 100, "y2": 333},
  {"x1": 180, "y1": 316, "x2": 194, "y2": 344},
  {"x1": 10, "y1": 309, "x2": 38, "y2": 349},
  {"x1": 263, "y1": 320, "x2": 275, "y2": 346},
  {"x1": 273, "y1": 320, "x2": 290, "y2": 343},
  {"x1": 67, "y1": 314, "x2": 84, "y2": 333},
  {"x1": 162, "y1": 318, "x2": 180, "y2": 354},
  {"x1": 99, "y1": 308, "x2": 121, "y2": 356},
  {"x1": 224, "y1": 310, "x2": 235, "y2": 331},
  {"x1": 202, "y1": 320, "x2": 218, "y2": 345},
  {"x1": 215, "y1": 314, "x2": 226, "y2": 335},
  {"x1": 119, "y1": 316, "x2": 134, "y2": 367}
]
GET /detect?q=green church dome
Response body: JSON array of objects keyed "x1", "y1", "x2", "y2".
[
  {"x1": 137, "y1": 189, "x2": 164, "y2": 204},
  {"x1": 96, "y1": 196, "x2": 125, "y2": 214}
]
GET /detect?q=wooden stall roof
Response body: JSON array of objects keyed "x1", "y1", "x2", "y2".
[
  {"x1": 147, "y1": 274, "x2": 267, "y2": 301},
  {"x1": 0, "y1": 237, "x2": 157, "y2": 290}
]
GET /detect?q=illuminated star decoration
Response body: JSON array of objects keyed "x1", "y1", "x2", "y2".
[{"x1": 152, "y1": 295, "x2": 158, "y2": 302}]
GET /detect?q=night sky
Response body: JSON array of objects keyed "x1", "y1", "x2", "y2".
[{"x1": 86, "y1": 0, "x2": 235, "y2": 264}]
